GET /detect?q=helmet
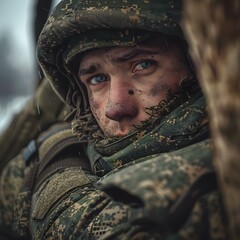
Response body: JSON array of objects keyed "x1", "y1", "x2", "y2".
[{"x1": 37, "y1": 0, "x2": 184, "y2": 114}]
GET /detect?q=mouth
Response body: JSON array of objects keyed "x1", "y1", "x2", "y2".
[
  {"x1": 101, "y1": 118, "x2": 144, "y2": 138},
  {"x1": 104, "y1": 124, "x2": 134, "y2": 138},
  {"x1": 113, "y1": 130, "x2": 129, "y2": 137}
]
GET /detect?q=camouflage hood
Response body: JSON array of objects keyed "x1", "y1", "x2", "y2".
[{"x1": 37, "y1": 0, "x2": 184, "y2": 112}]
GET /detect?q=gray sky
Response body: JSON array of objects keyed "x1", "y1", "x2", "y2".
[
  {"x1": 0, "y1": 0, "x2": 60, "y2": 131},
  {"x1": 0, "y1": 0, "x2": 60, "y2": 67},
  {"x1": 0, "y1": 0, "x2": 35, "y2": 66}
]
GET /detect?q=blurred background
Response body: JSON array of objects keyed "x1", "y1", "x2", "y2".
[{"x1": 0, "y1": 0, "x2": 59, "y2": 133}]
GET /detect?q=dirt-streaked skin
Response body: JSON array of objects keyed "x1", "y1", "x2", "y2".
[{"x1": 78, "y1": 38, "x2": 190, "y2": 137}]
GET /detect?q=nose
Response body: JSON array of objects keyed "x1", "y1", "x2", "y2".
[{"x1": 105, "y1": 81, "x2": 138, "y2": 122}]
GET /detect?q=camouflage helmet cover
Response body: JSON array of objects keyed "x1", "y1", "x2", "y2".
[{"x1": 37, "y1": 0, "x2": 184, "y2": 112}]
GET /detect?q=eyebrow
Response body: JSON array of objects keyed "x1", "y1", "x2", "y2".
[
  {"x1": 78, "y1": 49, "x2": 158, "y2": 77},
  {"x1": 113, "y1": 49, "x2": 158, "y2": 62},
  {"x1": 78, "y1": 64, "x2": 100, "y2": 77}
]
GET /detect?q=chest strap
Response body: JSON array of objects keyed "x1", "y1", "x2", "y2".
[{"x1": 22, "y1": 122, "x2": 91, "y2": 193}]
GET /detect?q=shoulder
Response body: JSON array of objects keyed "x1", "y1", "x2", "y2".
[{"x1": 96, "y1": 139, "x2": 227, "y2": 239}]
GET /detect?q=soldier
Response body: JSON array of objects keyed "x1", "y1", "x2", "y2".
[{"x1": 0, "y1": 0, "x2": 228, "y2": 239}]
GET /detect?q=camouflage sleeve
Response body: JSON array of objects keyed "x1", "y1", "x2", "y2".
[
  {"x1": 29, "y1": 167, "x2": 131, "y2": 240},
  {"x1": 96, "y1": 140, "x2": 228, "y2": 240},
  {"x1": 0, "y1": 154, "x2": 25, "y2": 239},
  {"x1": 177, "y1": 191, "x2": 227, "y2": 240},
  {"x1": 97, "y1": 191, "x2": 227, "y2": 240}
]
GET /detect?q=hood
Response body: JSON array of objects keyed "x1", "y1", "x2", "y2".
[{"x1": 37, "y1": 0, "x2": 184, "y2": 113}]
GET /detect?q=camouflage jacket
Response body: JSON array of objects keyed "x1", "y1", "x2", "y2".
[{"x1": 0, "y1": 93, "x2": 227, "y2": 240}]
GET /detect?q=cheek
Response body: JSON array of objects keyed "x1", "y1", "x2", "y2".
[
  {"x1": 89, "y1": 97, "x2": 100, "y2": 109},
  {"x1": 149, "y1": 68, "x2": 186, "y2": 98},
  {"x1": 150, "y1": 78, "x2": 170, "y2": 97},
  {"x1": 133, "y1": 84, "x2": 165, "y2": 107},
  {"x1": 89, "y1": 97, "x2": 101, "y2": 118}
]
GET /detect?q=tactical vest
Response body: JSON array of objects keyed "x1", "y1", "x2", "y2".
[{"x1": 12, "y1": 122, "x2": 91, "y2": 238}]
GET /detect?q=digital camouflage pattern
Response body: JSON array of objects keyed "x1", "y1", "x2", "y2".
[
  {"x1": 0, "y1": 154, "x2": 25, "y2": 238},
  {"x1": 0, "y1": 0, "x2": 228, "y2": 239},
  {"x1": 97, "y1": 140, "x2": 227, "y2": 240},
  {"x1": 0, "y1": 92, "x2": 227, "y2": 239}
]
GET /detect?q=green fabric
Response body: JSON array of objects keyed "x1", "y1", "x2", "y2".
[
  {"x1": 29, "y1": 140, "x2": 226, "y2": 240},
  {"x1": 0, "y1": 154, "x2": 25, "y2": 238},
  {"x1": 95, "y1": 140, "x2": 227, "y2": 240},
  {"x1": 0, "y1": 141, "x2": 227, "y2": 239},
  {"x1": 97, "y1": 139, "x2": 214, "y2": 225}
]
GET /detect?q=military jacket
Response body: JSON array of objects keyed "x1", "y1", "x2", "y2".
[{"x1": 0, "y1": 94, "x2": 227, "y2": 240}]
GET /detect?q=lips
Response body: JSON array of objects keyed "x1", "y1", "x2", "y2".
[{"x1": 113, "y1": 130, "x2": 129, "y2": 137}]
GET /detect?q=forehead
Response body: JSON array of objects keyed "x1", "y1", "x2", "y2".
[
  {"x1": 78, "y1": 38, "x2": 178, "y2": 67},
  {"x1": 79, "y1": 46, "x2": 153, "y2": 66}
]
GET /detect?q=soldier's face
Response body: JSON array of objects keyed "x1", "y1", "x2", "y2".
[{"x1": 78, "y1": 39, "x2": 190, "y2": 137}]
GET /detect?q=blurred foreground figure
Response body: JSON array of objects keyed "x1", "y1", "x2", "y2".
[
  {"x1": 0, "y1": 77, "x2": 70, "y2": 172},
  {"x1": 0, "y1": 0, "x2": 56, "y2": 170},
  {"x1": 183, "y1": 0, "x2": 240, "y2": 239},
  {"x1": 0, "y1": 0, "x2": 229, "y2": 239}
]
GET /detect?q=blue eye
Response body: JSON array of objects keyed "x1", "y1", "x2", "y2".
[
  {"x1": 134, "y1": 60, "x2": 153, "y2": 71},
  {"x1": 90, "y1": 74, "x2": 108, "y2": 85}
]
